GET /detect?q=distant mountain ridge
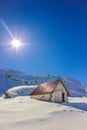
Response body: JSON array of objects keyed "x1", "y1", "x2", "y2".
[{"x1": 0, "y1": 68, "x2": 87, "y2": 97}]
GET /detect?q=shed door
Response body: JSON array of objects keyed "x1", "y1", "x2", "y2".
[{"x1": 62, "y1": 93, "x2": 65, "y2": 102}]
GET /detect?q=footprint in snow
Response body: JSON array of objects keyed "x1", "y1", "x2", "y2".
[{"x1": 19, "y1": 101, "x2": 23, "y2": 103}]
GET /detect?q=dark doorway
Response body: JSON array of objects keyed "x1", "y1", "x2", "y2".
[{"x1": 62, "y1": 93, "x2": 65, "y2": 102}]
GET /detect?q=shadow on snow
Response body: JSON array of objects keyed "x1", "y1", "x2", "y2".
[{"x1": 63, "y1": 102, "x2": 87, "y2": 112}]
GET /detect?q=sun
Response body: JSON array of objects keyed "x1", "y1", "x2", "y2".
[
  {"x1": 9, "y1": 37, "x2": 25, "y2": 53},
  {"x1": 11, "y1": 39, "x2": 22, "y2": 49}
]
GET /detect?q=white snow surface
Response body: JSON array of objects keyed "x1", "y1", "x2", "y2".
[{"x1": 0, "y1": 96, "x2": 87, "y2": 130}]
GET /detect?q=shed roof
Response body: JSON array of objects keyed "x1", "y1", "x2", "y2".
[{"x1": 30, "y1": 79, "x2": 70, "y2": 96}]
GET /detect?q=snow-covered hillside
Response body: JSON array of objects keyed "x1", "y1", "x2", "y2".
[
  {"x1": 0, "y1": 68, "x2": 87, "y2": 97},
  {"x1": 0, "y1": 96, "x2": 87, "y2": 130}
]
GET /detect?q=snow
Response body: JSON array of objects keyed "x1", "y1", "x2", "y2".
[
  {"x1": 0, "y1": 96, "x2": 87, "y2": 130},
  {"x1": 0, "y1": 69, "x2": 87, "y2": 97},
  {"x1": 0, "y1": 69, "x2": 87, "y2": 129},
  {"x1": 2, "y1": 85, "x2": 37, "y2": 98}
]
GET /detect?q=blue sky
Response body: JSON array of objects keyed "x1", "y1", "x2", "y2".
[{"x1": 0, "y1": 0, "x2": 87, "y2": 84}]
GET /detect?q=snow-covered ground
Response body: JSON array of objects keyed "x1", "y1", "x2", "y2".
[{"x1": 0, "y1": 96, "x2": 87, "y2": 130}]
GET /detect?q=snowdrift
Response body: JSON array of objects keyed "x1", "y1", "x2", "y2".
[{"x1": 2, "y1": 85, "x2": 37, "y2": 98}]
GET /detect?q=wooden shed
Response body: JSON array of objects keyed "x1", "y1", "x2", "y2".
[{"x1": 30, "y1": 79, "x2": 70, "y2": 103}]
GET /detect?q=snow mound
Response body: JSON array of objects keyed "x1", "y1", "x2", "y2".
[{"x1": 2, "y1": 85, "x2": 37, "y2": 98}]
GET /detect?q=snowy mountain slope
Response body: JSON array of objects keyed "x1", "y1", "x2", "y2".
[
  {"x1": 0, "y1": 96, "x2": 87, "y2": 130},
  {"x1": 0, "y1": 68, "x2": 59, "y2": 96},
  {"x1": 61, "y1": 76, "x2": 87, "y2": 97},
  {"x1": 0, "y1": 68, "x2": 87, "y2": 97}
]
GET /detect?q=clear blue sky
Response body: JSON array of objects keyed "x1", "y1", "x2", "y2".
[{"x1": 0, "y1": 0, "x2": 87, "y2": 84}]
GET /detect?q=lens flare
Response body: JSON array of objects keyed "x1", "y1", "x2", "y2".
[
  {"x1": 1, "y1": 19, "x2": 14, "y2": 39},
  {"x1": 1, "y1": 18, "x2": 25, "y2": 53}
]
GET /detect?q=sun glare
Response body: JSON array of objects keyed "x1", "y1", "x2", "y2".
[{"x1": 11, "y1": 39, "x2": 22, "y2": 49}]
